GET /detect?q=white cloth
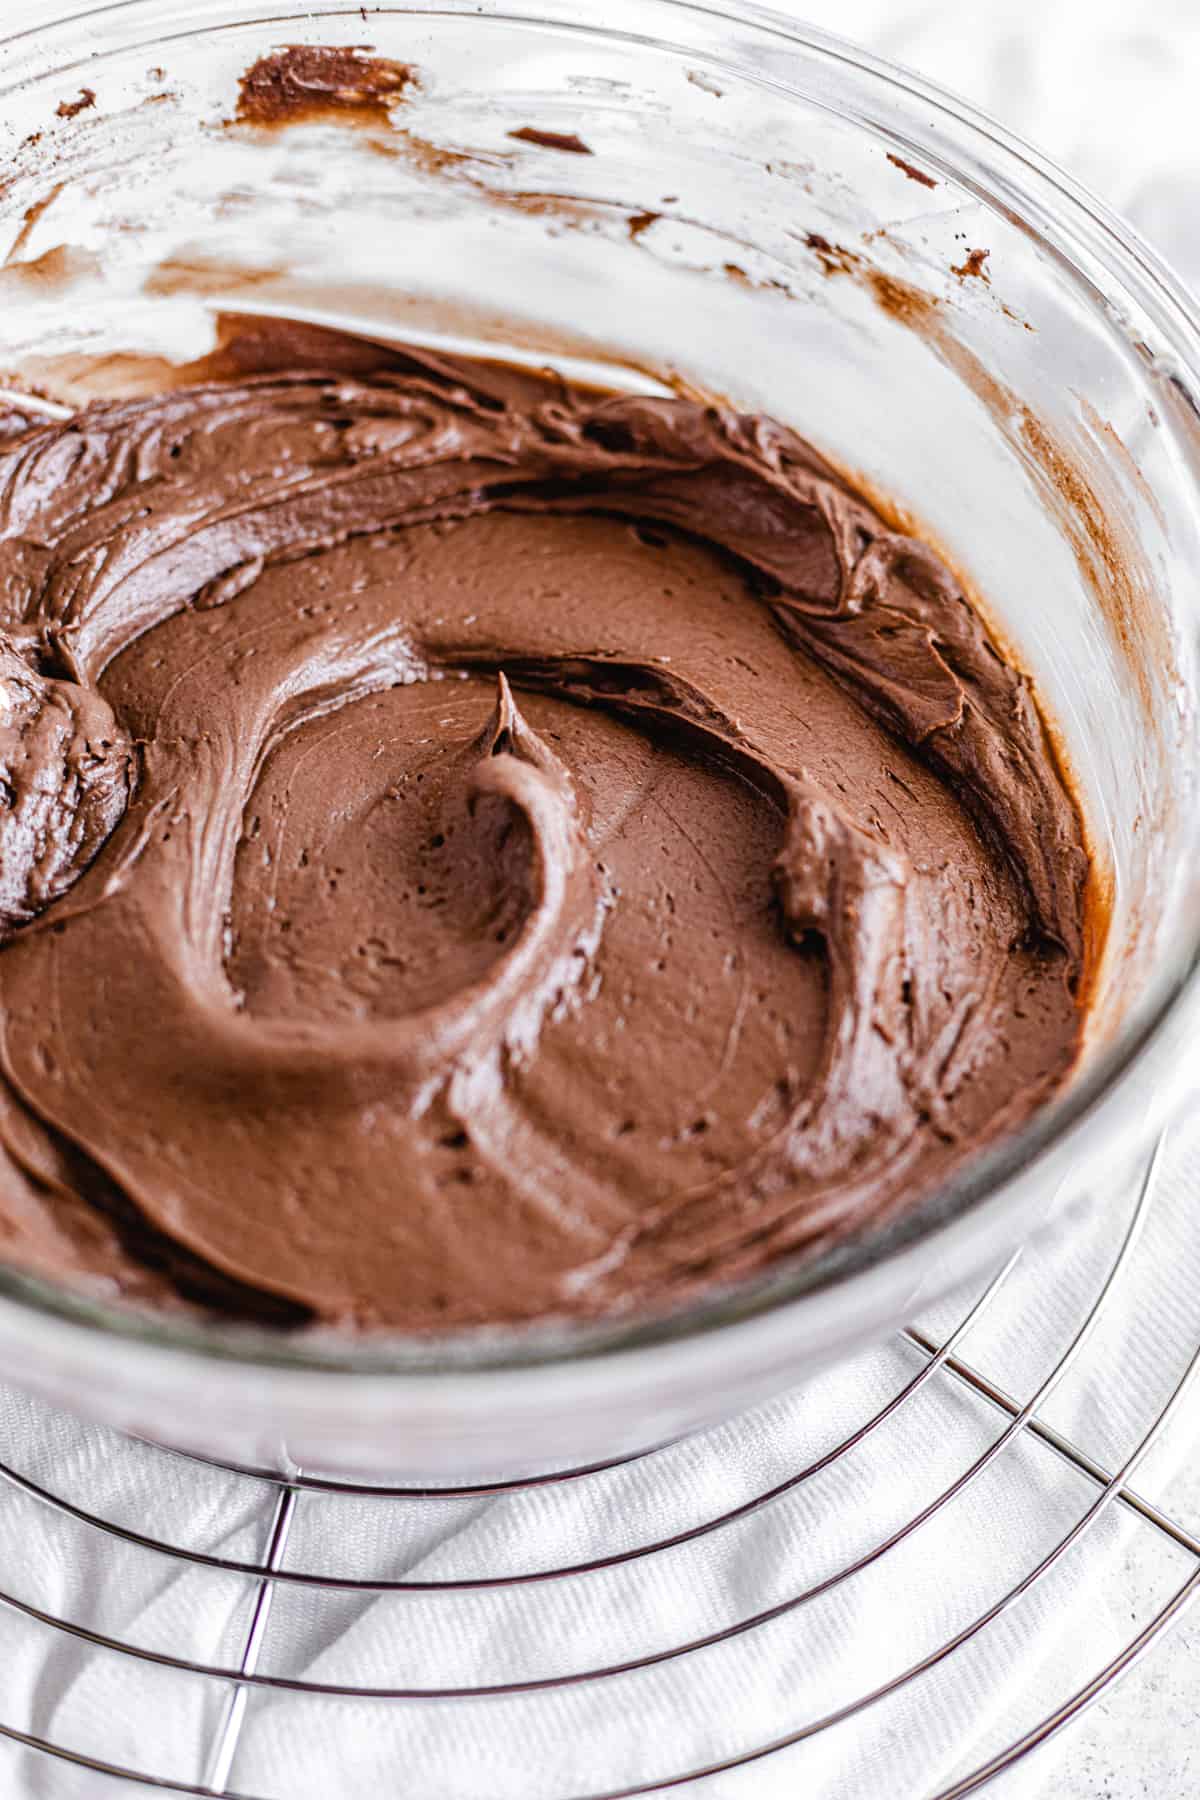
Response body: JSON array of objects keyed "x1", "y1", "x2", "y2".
[
  {"x1": 0, "y1": 1102, "x2": 1195, "y2": 1799},
  {"x1": 0, "y1": 4, "x2": 1197, "y2": 1797}
]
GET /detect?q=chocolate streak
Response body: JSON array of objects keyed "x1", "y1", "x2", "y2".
[
  {"x1": 235, "y1": 47, "x2": 415, "y2": 127},
  {"x1": 507, "y1": 128, "x2": 594, "y2": 155},
  {"x1": 0, "y1": 323, "x2": 1087, "y2": 1331}
]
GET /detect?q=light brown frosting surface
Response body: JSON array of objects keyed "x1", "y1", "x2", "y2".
[{"x1": 0, "y1": 321, "x2": 1087, "y2": 1330}]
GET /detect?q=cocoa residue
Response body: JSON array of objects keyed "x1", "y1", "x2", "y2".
[
  {"x1": 235, "y1": 45, "x2": 414, "y2": 127},
  {"x1": 686, "y1": 70, "x2": 724, "y2": 98},
  {"x1": 804, "y1": 232, "x2": 859, "y2": 277},
  {"x1": 5, "y1": 183, "x2": 65, "y2": 264},
  {"x1": 56, "y1": 88, "x2": 96, "y2": 120},
  {"x1": 507, "y1": 127, "x2": 593, "y2": 155},
  {"x1": 886, "y1": 152, "x2": 937, "y2": 189},
  {"x1": 866, "y1": 268, "x2": 941, "y2": 326},
  {"x1": 951, "y1": 247, "x2": 990, "y2": 282}
]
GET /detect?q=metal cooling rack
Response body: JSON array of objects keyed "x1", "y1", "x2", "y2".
[{"x1": 0, "y1": 1128, "x2": 1195, "y2": 1799}]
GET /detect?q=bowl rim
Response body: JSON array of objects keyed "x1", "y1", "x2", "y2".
[{"x1": 0, "y1": 0, "x2": 1198, "y2": 1382}]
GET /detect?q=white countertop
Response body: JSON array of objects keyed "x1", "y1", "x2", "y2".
[{"x1": 1049, "y1": 1461, "x2": 1200, "y2": 1799}]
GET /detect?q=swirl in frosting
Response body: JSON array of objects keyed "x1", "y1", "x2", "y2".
[{"x1": 0, "y1": 320, "x2": 1088, "y2": 1331}]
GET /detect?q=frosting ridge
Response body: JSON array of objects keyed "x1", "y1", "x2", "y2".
[{"x1": 0, "y1": 322, "x2": 1087, "y2": 1330}]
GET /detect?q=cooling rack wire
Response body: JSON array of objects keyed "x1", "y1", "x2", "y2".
[{"x1": 0, "y1": 1126, "x2": 1195, "y2": 1799}]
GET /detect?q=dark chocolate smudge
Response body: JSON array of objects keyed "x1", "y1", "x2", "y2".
[{"x1": 508, "y1": 127, "x2": 593, "y2": 155}]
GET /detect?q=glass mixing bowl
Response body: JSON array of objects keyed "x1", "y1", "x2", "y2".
[{"x1": 0, "y1": 0, "x2": 1196, "y2": 1477}]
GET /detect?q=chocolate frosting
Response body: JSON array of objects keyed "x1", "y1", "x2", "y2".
[{"x1": 0, "y1": 322, "x2": 1087, "y2": 1331}]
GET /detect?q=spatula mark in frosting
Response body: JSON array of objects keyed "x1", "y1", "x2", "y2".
[{"x1": 0, "y1": 321, "x2": 1088, "y2": 1329}]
